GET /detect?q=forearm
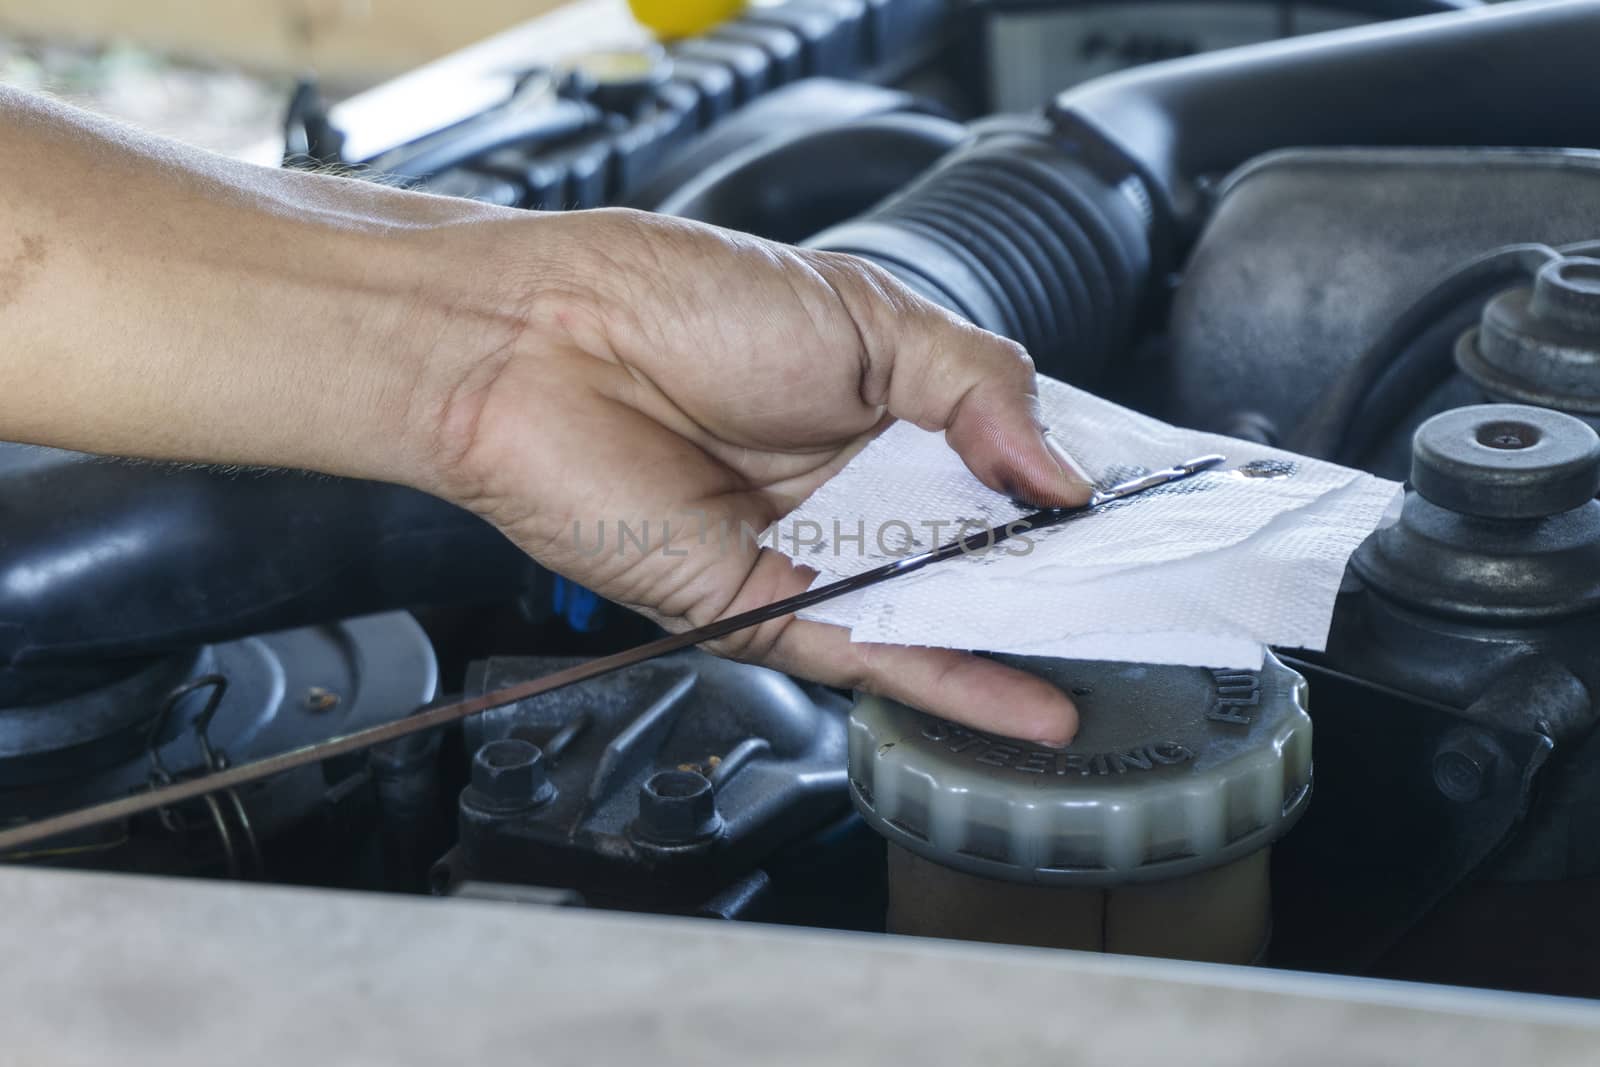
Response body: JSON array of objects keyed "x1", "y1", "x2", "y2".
[
  {"x1": 0, "y1": 89, "x2": 1088, "y2": 741},
  {"x1": 0, "y1": 87, "x2": 531, "y2": 488}
]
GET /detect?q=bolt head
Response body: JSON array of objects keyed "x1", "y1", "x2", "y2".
[
  {"x1": 1432, "y1": 730, "x2": 1503, "y2": 803},
  {"x1": 466, "y1": 738, "x2": 555, "y2": 813},
  {"x1": 634, "y1": 769, "x2": 722, "y2": 845}
]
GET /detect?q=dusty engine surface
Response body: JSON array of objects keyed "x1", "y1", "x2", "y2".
[{"x1": 7, "y1": 0, "x2": 1600, "y2": 1003}]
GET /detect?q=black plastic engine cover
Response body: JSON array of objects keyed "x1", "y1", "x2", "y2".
[{"x1": 1152, "y1": 148, "x2": 1600, "y2": 451}]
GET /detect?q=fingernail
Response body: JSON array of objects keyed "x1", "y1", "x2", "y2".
[
  {"x1": 1043, "y1": 432, "x2": 1095, "y2": 489},
  {"x1": 1033, "y1": 716, "x2": 1077, "y2": 749}
]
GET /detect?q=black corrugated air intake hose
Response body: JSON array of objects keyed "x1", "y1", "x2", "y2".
[
  {"x1": 805, "y1": 117, "x2": 1155, "y2": 383},
  {"x1": 807, "y1": 0, "x2": 1600, "y2": 382}
]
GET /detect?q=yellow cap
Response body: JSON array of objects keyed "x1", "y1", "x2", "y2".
[{"x1": 627, "y1": 0, "x2": 747, "y2": 40}]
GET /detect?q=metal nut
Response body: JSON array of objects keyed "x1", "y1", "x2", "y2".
[
  {"x1": 1432, "y1": 729, "x2": 1504, "y2": 804},
  {"x1": 467, "y1": 738, "x2": 556, "y2": 813},
  {"x1": 634, "y1": 769, "x2": 722, "y2": 845}
]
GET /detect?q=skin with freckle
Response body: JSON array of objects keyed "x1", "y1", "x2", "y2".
[
  {"x1": 0, "y1": 88, "x2": 1094, "y2": 745},
  {"x1": 0, "y1": 234, "x2": 47, "y2": 311}
]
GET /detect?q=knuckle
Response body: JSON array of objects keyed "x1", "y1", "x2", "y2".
[{"x1": 992, "y1": 335, "x2": 1036, "y2": 374}]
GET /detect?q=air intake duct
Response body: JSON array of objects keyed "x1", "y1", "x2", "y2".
[{"x1": 804, "y1": 117, "x2": 1154, "y2": 383}]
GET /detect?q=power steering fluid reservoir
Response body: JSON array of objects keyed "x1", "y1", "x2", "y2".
[{"x1": 850, "y1": 652, "x2": 1312, "y2": 963}]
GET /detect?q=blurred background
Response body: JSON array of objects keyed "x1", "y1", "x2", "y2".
[
  {"x1": 0, "y1": 0, "x2": 1517, "y2": 160},
  {"x1": 0, "y1": 0, "x2": 573, "y2": 154}
]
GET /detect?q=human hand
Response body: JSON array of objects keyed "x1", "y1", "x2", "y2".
[
  {"x1": 0, "y1": 90, "x2": 1088, "y2": 744},
  {"x1": 427, "y1": 209, "x2": 1093, "y2": 745}
]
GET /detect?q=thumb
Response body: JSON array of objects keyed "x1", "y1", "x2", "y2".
[{"x1": 815, "y1": 252, "x2": 1095, "y2": 507}]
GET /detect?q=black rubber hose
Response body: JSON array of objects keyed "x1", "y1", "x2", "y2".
[
  {"x1": 1051, "y1": 0, "x2": 1600, "y2": 243},
  {"x1": 652, "y1": 112, "x2": 967, "y2": 243},
  {"x1": 805, "y1": 117, "x2": 1154, "y2": 382},
  {"x1": 0, "y1": 448, "x2": 541, "y2": 704}
]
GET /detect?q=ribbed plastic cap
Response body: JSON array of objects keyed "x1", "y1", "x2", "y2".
[
  {"x1": 1410, "y1": 404, "x2": 1600, "y2": 519},
  {"x1": 849, "y1": 652, "x2": 1312, "y2": 887}
]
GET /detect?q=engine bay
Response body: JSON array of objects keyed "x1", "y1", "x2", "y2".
[{"x1": 9, "y1": 0, "x2": 1600, "y2": 1008}]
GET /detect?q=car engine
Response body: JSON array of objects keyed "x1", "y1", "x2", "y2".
[{"x1": 8, "y1": 0, "x2": 1600, "y2": 1005}]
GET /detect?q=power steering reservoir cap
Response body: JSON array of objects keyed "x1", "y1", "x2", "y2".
[{"x1": 849, "y1": 652, "x2": 1311, "y2": 887}]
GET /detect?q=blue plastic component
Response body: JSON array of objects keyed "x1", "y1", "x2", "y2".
[{"x1": 552, "y1": 576, "x2": 606, "y2": 632}]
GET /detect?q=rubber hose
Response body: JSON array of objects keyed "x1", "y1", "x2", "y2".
[{"x1": 805, "y1": 117, "x2": 1153, "y2": 382}]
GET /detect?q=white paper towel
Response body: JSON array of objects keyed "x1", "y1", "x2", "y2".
[{"x1": 774, "y1": 377, "x2": 1402, "y2": 668}]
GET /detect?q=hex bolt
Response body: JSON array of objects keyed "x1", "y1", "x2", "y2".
[
  {"x1": 466, "y1": 738, "x2": 556, "y2": 813},
  {"x1": 634, "y1": 769, "x2": 723, "y2": 845},
  {"x1": 1432, "y1": 729, "x2": 1503, "y2": 803}
]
